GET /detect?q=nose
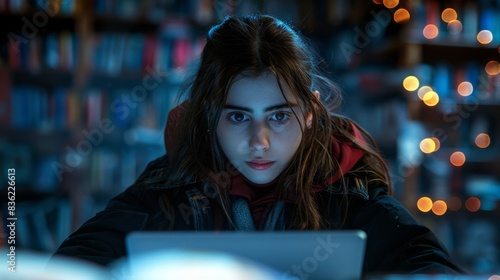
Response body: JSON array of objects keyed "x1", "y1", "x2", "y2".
[{"x1": 249, "y1": 122, "x2": 270, "y2": 152}]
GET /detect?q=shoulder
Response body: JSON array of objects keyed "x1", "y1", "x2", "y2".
[
  {"x1": 359, "y1": 188, "x2": 419, "y2": 228},
  {"x1": 350, "y1": 188, "x2": 463, "y2": 274}
]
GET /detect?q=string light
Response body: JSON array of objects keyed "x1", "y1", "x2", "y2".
[
  {"x1": 441, "y1": 8, "x2": 457, "y2": 23},
  {"x1": 477, "y1": 30, "x2": 493, "y2": 44},
  {"x1": 418, "y1": 86, "x2": 433, "y2": 100},
  {"x1": 423, "y1": 91, "x2": 439, "y2": 106},
  {"x1": 432, "y1": 200, "x2": 447, "y2": 216},
  {"x1": 383, "y1": 0, "x2": 399, "y2": 9},
  {"x1": 430, "y1": 137, "x2": 441, "y2": 151},
  {"x1": 485, "y1": 61, "x2": 500, "y2": 75},
  {"x1": 423, "y1": 24, "x2": 439, "y2": 39},
  {"x1": 457, "y1": 81, "x2": 473, "y2": 96},
  {"x1": 475, "y1": 133, "x2": 491, "y2": 148},
  {"x1": 447, "y1": 20, "x2": 462, "y2": 34},
  {"x1": 420, "y1": 138, "x2": 436, "y2": 154},
  {"x1": 447, "y1": 196, "x2": 462, "y2": 211},
  {"x1": 450, "y1": 151, "x2": 466, "y2": 166},
  {"x1": 403, "y1": 76, "x2": 419, "y2": 91},
  {"x1": 417, "y1": 197, "x2": 433, "y2": 212},
  {"x1": 394, "y1": 8, "x2": 410, "y2": 24},
  {"x1": 465, "y1": 197, "x2": 481, "y2": 212}
]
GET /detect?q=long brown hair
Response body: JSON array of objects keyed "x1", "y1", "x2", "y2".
[{"x1": 157, "y1": 15, "x2": 391, "y2": 229}]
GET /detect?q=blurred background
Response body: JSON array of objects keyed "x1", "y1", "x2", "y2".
[{"x1": 0, "y1": 0, "x2": 499, "y2": 276}]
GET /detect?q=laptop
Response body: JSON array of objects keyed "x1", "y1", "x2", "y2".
[{"x1": 125, "y1": 230, "x2": 366, "y2": 280}]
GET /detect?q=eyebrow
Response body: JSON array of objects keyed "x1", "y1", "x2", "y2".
[{"x1": 223, "y1": 103, "x2": 298, "y2": 113}]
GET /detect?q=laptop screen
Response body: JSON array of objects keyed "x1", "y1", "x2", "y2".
[{"x1": 125, "y1": 230, "x2": 366, "y2": 280}]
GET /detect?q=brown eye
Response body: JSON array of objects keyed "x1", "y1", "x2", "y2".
[
  {"x1": 269, "y1": 112, "x2": 289, "y2": 124},
  {"x1": 228, "y1": 113, "x2": 248, "y2": 123},
  {"x1": 274, "y1": 112, "x2": 286, "y2": 120}
]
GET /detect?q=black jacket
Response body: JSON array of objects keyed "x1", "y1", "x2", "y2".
[{"x1": 53, "y1": 155, "x2": 463, "y2": 276}]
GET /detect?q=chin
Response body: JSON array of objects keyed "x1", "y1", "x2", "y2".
[{"x1": 243, "y1": 172, "x2": 277, "y2": 185}]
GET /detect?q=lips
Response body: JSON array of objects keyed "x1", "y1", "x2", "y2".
[{"x1": 246, "y1": 160, "x2": 274, "y2": 170}]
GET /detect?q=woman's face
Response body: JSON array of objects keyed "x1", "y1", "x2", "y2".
[{"x1": 216, "y1": 72, "x2": 310, "y2": 184}]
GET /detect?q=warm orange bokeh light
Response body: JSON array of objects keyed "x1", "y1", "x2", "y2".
[
  {"x1": 485, "y1": 61, "x2": 500, "y2": 75},
  {"x1": 477, "y1": 30, "x2": 493, "y2": 44},
  {"x1": 423, "y1": 24, "x2": 439, "y2": 39},
  {"x1": 432, "y1": 200, "x2": 447, "y2": 216},
  {"x1": 457, "y1": 81, "x2": 473, "y2": 96},
  {"x1": 417, "y1": 197, "x2": 433, "y2": 212},
  {"x1": 430, "y1": 137, "x2": 441, "y2": 151},
  {"x1": 394, "y1": 8, "x2": 410, "y2": 24},
  {"x1": 441, "y1": 8, "x2": 457, "y2": 23},
  {"x1": 383, "y1": 0, "x2": 399, "y2": 9},
  {"x1": 475, "y1": 133, "x2": 491, "y2": 148},
  {"x1": 403, "y1": 76, "x2": 419, "y2": 91},
  {"x1": 420, "y1": 138, "x2": 436, "y2": 154},
  {"x1": 447, "y1": 196, "x2": 462, "y2": 211},
  {"x1": 447, "y1": 20, "x2": 462, "y2": 34},
  {"x1": 465, "y1": 197, "x2": 481, "y2": 212},
  {"x1": 450, "y1": 151, "x2": 466, "y2": 166},
  {"x1": 373, "y1": 0, "x2": 383, "y2": 4},
  {"x1": 418, "y1": 86, "x2": 433, "y2": 100},
  {"x1": 423, "y1": 91, "x2": 439, "y2": 106}
]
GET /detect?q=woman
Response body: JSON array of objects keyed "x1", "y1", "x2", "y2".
[{"x1": 54, "y1": 14, "x2": 463, "y2": 276}]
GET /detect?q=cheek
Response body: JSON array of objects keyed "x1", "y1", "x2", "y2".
[
  {"x1": 217, "y1": 122, "x2": 246, "y2": 156},
  {"x1": 276, "y1": 124, "x2": 303, "y2": 151}
]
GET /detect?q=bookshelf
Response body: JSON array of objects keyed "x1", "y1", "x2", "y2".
[
  {"x1": 353, "y1": 0, "x2": 500, "y2": 274},
  {"x1": 0, "y1": 0, "x2": 265, "y2": 252}
]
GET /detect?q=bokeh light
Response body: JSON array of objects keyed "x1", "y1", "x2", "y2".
[
  {"x1": 417, "y1": 86, "x2": 433, "y2": 100},
  {"x1": 465, "y1": 197, "x2": 481, "y2": 212},
  {"x1": 372, "y1": 0, "x2": 383, "y2": 4},
  {"x1": 447, "y1": 20, "x2": 462, "y2": 34},
  {"x1": 475, "y1": 133, "x2": 491, "y2": 148},
  {"x1": 423, "y1": 24, "x2": 439, "y2": 39},
  {"x1": 420, "y1": 138, "x2": 436, "y2": 154},
  {"x1": 447, "y1": 196, "x2": 462, "y2": 211},
  {"x1": 430, "y1": 137, "x2": 441, "y2": 151},
  {"x1": 450, "y1": 151, "x2": 466, "y2": 166},
  {"x1": 432, "y1": 200, "x2": 447, "y2": 216},
  {"x1": 383, "y1": 0, "x2": 399, "y2": 9},
  {"x1": 423, "y1": 91, "x2": 439, "y2": 106},
  {"x1": 457, "y1": 81, "x2": 473, "y2": 96},
  {"x1": 417, "y1": 197, "x2": 433, "y2": 212},
  {"x1": 394, "y1": 8, "x2": 410, "y2": 24},
  {"x1": 477, "y1": 30, "x2": 493, "y2": 44},
  {"x1": 403, "y1": 76, "x2": 419, "y2": 91},
  {"x1": 441, "y1": 8, "x2": 457, "y2": 23},
  {"x1": 485, "y1": 60, "x2": 500, "y2": 75}
]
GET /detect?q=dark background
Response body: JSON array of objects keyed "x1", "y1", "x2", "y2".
[{"x1": 0, "y1": 0, "x2": 499, "y2": 275}]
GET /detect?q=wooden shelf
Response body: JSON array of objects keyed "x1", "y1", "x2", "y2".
[
  {"x1": 10, "y1": 68, "x2": 74, "y2": 88},
  {"x1": 364, "y1": 38, "x2": 500, "y2": 67}
]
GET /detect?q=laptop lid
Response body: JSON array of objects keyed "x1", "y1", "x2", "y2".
[
  {"x1": 125, "y1": 230, "x2": 366, "y2": 279},
  {"x1": 125, "y1": 230, "x2": 366, "y2": 280}
]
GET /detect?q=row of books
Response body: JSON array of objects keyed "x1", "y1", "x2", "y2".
[
  {"x1": 409, "y1": 0, "x2": 500, "y2": 43},
  {"x1": 1, "y1": 84, "x2": 175, "y2": 130},
  {"x1": 0, "y1": 136, "x2": 164, "y2": 200},
  {"x1": 93, "y1": 0, "x2": 258, "y2": 24},
  {"x1": 7, "y1": 32, "x2": 78, "y2": 71},
  {"x1": 0, "y1": 0, "x2": 77, "y2": 15},
  {"x1": 0, "y1": 142, "x2": 59, "y2": 190},
  {"x1": 92, "y1": 32, "x2": 205, "y2": 75},
  {"x1": 86, "y1": 146, "x2": 164, "y2": 196},
  {"x1": 5, "y1": 30, "x2": 206, "y2": 76}
]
